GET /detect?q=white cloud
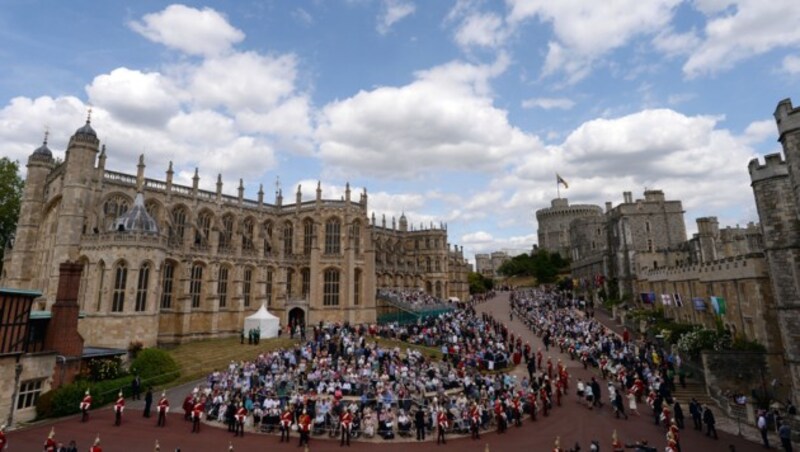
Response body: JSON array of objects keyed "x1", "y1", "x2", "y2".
[
  {"x1": 782, "y1": 54, "x2": 800, "y2": 74},
  {"x1": 506, "y1": 0, "x2": 681, "y2": 82},
  {"x1": 462, "y1": 231, "x2": 494, "y2": 243},
  {"x1": 129, "y1": 4, "x2": 245, "y2": 56},
  {"x1": 377, "y1": 0, "x2": 416, "y2": 35},
  {"x1": 453, "y1": 12, "x2": 508, "y2": 49},
  {"x1": 682, "y1": 0, "x2": 800, "y2": 77},
  {"x1": 86, "y1": 68, "x2": 181, "y2": 127},
  {"x1": 742, "y1": 119, "x2": 774, "y2": 144},
  {"x1": 653, "y1": 29, "x2": 701, "y2": 57},
  {"x1": 292, "y1": 8, "x2": 314, "y2": 26},
  {"x1": 316, "y1": 56, "x2": 541, "y2": 178},
  {"x1": 521, "y1": 97, "x2": 575, "y2": 110}
]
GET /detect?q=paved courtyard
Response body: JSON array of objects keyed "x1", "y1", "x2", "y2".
[{"x1": 6, "y1": 292, "x2": 761, "y2": 451}]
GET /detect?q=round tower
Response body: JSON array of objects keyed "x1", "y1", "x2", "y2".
[{"x1": 535, "y1": 198, "x2": 603, "y2": 258}]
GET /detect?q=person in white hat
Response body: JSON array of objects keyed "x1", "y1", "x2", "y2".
[
  {"x1": 157, "y1": 391, "x2": 170, "y2": 427},
  {"x1": 114, "y1": 392, "x2": 125, "y2": 426},
  {"x1": 0, "y1": 424, "x2": 7, "y2": 450},
  {"x1": 89, "y1": 434, "x2": 102, "y2": 452},
  {"x1": 80, "y1": 390, "x2": 92, "y2": 422}
]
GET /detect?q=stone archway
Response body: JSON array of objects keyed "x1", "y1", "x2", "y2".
[{"x1": 288, "y1": 307, "x2": 306, "y2": 329}]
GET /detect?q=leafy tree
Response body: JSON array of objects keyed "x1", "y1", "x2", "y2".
[
  {"x1": 497, "y1": 250, "x2": 569, "y2": 284},
  {"x1": 467, "y1": 272, "x2": 494, "y2": 294},
  {"x1": 0, "y1": 157, "x2": 24, "y2": 273}
]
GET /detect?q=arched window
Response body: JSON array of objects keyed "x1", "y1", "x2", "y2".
[
  {"x1": 325, "y1": 218, "x2": 341, "y2": 254},
  {"x1": 301, "y1": 268, "x2": 311, "y2": 298},
  {"x1": 135, "y1": 263, "x2": 150, "y2": 312},
  {"x1": 190, "y1": 263, "x2": 204, "y2": 308},
  {"x1": 112, "y1": 262, "x2": 128, "y2": 312},
  {"x1": 263, "y1": 220, "x2": 274, "y2": 257},
  {"x1": 103, "y1": 195, "x2": 130, "y2": 229},
  {"x1": 426, "y1": 257, "x2": 432, "y2": 272},
  {"x1": 435, "y1": 258, "x2": 441, "y2": 272},
  {"x1": 242, "y1": 218, "x2": 255, "y2": 251},
  {"x1": 352, "y1": 222, "x2": 361, "y2": 254},
  {"x1": 354, "y1": 269, "x2": 361, "y2": 306},
  {"x1": 323, "y1": 269, "x2": 340, "y2": 306},
  {"x1": 265, "y1": 267, "x2": 274, "y2": 307},
  {"x1": 219, "y1": 214, "x2": 234, "y2": 250},
  {"x1": 161, "y1": 261, "x2": 175, "y2": 309},
  {"x1": 286, "y1": 268, "x2": 295, "y2": 298},
  {"x1": 435, "y1": 281, "x2": 443, "y2": 299},
  {"x1": 195, "y1": 211, "x2": 212, "y2": 247},
  {"x1": 218, "y1": 266, "x2": 229, "y2": 308},
  {"x1": 283, "y1": 221, "x2": 294, "y2": 255},
  {"x1": 169, "y1": 206, "x2": 187, "y2": 247},
  {"x1": 78, "y1": 259, "x2": 89, "y2": 311},
  {"x1": 243, "y1": 267, "x2": 253, "y2": 307},
  {"x1": 303, "y1": 219, "x2": 314, "y2": 255},
  {"x1": 96, "y1": 261, "x2": 105, "y2": 312}
]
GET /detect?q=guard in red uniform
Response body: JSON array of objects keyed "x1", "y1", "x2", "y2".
[
  {"x1": 279, "y1": 405, "x2": 293, "y2": 442},
  {"x1": 0, "y1": 424, "x2": 8, "y2": 450},
  {"x1": 611, "y1": 430, "x2": 624, "y2": 452},
  {"x1": 553, "y1": 436, "x2": 564, "y2": 452},
  {"x1": 234, "y1": 403, "x2": 247, "y2": 437},
  {"x1": 537, "y1": 348, "x2": 543, "y2": 369},
  {"x1": 157, "y1": 391, "x2": 170, "y2": 427},
  {"x1": 436, "y1": 408, "x2": 448, "y2": 445},
  {"x1": 80, "y1": 390, "x2": 92, "y2": 422},
  {"x1": 540, "y1": 387, "x2": 550, "y2": 417},
  {"x1": 43, "y1": 428, "x2": 56, "y2": 452},
  {"x1": 113, "y1": 392, "x2": 125, "y2": 426},
  {"x1": 89, "y1": 435, "x2": 102, "y2": 452},
  {"x1": 469, "y1": 403, "x2": 481, "y2": 439},
  {"x1": 191, "y1": 398, "x2": 204, "y2": 433},
  {"x1": 340, "y1": 407, "x2": 353, "y2": 446},
  {"x1": 527, "y1": 392, "x2": 538, "y2": 421},
  {"x1": 297, "y1": 408, "x2": 311, "y2": 447},
  {"x1": 546, "y1": 357, "x2": 554, "y2": 380},
  {"x1": 493, "y1": 400, "x2": 506, "y2": 433},
  {"x1": 183, "y1": 393, "x2": 194, "y2": 421},
  {"x1": 512, "y1": 396, "x2": 522, "y2": 426}
]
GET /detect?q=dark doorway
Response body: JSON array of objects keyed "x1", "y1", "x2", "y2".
[{"x1": 288, "y1": 307, "x2": 305, "y2": 329}]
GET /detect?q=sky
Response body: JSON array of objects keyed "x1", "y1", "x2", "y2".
[{"x1": 1, "y1": 0, "x2": 798, "y2": 264}]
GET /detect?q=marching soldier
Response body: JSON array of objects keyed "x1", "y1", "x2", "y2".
[
  {"x1": 279, "y1": 404, "x2": 293, "y2": 442},
  {"x1": 234, "y1": 402, "x2": 247, "y2": 437},
  {"x1": 191, "y1": 397, "x2": 205, "y2": 433},
  {"x1": 80, "y1": 390, "x2": 92, "y2": 422},
  {"x1": 611, "y1": 429, "x2": 624, "y2": 452},
  {"x1": 469, "y1": 402, "x2": 481, "y2": 439},
  {"x1": 89, "y1": 434, "x2": 102, "y2": 452},
  {"x1": 340, "y1": 406, "x2": 353, "y2": 446},
  {"x1": 43, "y1": 427, "x2": 56, "y2": 452},
  {"x1": 113, "y1": 392, "x2": 125, "y2": 426},
  {"x1": 436, "y1": 407, "x2": 448, "y2": 445},
  {"x1": 553, "y1": 436, "x2": 564, "y2": 452},
  {"x1": 493, "y1": 400, "x2": 506, "y2": 433},
  {"x1": 512, "y1": 395, "x2": 522, "y2": 426},
  {"x1": 157, "y1": 391, "x2": 170, "y2": 427},
  {"x1": 0, "y1": 424, "x2": 7, "y2": 450},
  {"x1": 297, "y1": 408, "x2": 311, "y2": 447}
]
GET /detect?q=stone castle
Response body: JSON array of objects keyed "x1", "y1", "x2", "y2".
[
  {"x1": 1, "y1": 118, "x2": 470, "y2": 349},
  {"x1": 538, "y1": 97, "x2": 800, "y2": 404}
]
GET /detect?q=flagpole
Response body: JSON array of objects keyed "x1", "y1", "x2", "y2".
[{"x1": 556, "y1": 175, "x2": 560, "y2": 199}]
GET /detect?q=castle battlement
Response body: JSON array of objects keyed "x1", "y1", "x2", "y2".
[
  {"x1": 748, "y1": 153, "x2": 788, "y2": 183},
  {"x1": 775, "y1": 98, "x2": 800, "y2": 140}
]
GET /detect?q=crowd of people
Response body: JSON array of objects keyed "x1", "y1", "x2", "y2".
[{"x1": 377, "y1": 288, "x2": 452, "y2": 310}]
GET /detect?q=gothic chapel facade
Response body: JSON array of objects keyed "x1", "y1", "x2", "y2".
[{"x1": 1, "y1": 119, "x2": 470, "y2": 349}]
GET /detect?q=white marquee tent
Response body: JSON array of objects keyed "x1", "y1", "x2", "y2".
[{"x1": 243, "y1": 304, "x2": 280, "y2": 339}]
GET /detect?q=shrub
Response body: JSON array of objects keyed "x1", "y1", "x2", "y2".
[
  {"x1": 128, "y1": 340, "x2": 144, "y2": 359},
  {"x1": 130, "y1": 348, "x2": 180, "y2": 387},
  {"x1": 86, "y1": 356, "x2": 125, "y2": 381}
]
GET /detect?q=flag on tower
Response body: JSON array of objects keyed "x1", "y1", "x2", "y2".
[{"x1": 556, "y1": 173, "x2": 569, "y2": 189}]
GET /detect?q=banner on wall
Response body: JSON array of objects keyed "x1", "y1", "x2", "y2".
[
  {"x1": 710, "y1": 296, "x2": 727, "y2": 315},
  {"x1": 692, "y1": 297, "x2": 706, "y2": 311}
]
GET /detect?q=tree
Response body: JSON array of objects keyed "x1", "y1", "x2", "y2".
[
  {"x1": 468, "y1": 272, "x2": 494, "y2": 294},
  {"x1": 0, "y1": 157, "x2": 24, "y2": 273},
  {"x1": 497, "y1": 250, "x2": 569, "y2": 284}
]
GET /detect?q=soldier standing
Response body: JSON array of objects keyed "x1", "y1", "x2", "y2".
[
  {"x1": 80, "y1": 390, "x2": 92, "y2": 422},
  {"x1": 157, "y1": 391, "x2": 170, "y2": 427},
  {"x1": 43, "y1": 428, "x2": 56, "y2": 452},
  {"x1": 469, "y1": 402, "x2": 481, "y2": 439},
  {"x1": 234, "y1": 403, "x2": 247, "y2": 437},
  {"x1": 89, "y1": 435, "x2": 102, "y2": 452},
  {"x1": 298, "y1": 408, "x2": 311, "y2": 447},
  {"x1": 340, "y1": 407, "x2": 353, "y2": 446},
  {"x1": 113, "y1": 392, "x2": 125, "y2": 426},
  {"x1": 436, "y1": 408, "x2": 448, "y2": 445},
  {"x1": 143, "y1": 387, "x2": 153, "y2": 418},
  {"x1": 191, "y1": 398, "x2": 205, "y2": 433},
  {"x1": 279, "y1": 405, "x2": 293, "y2": 442}
]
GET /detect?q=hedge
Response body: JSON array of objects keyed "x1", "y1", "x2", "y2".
[{"x1": 36, "y1": 348, "x2": 180, "y2": 419}]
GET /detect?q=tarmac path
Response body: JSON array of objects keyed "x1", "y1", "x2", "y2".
[{"x1": 6, "y1": 291, "x2": 760, "y2": 451}]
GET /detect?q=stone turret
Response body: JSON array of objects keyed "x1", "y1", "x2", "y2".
[{"x1": 696, "y1": 217, "x2": 719, "y2": 263}]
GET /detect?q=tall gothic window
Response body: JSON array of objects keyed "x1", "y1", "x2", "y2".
[
  {"x1": 325, "y1": 218, "x2": 341, "y2": 254},
  {"x1": 301, "y1": 268, "x2": 310, "y2": 298},
  {"x1": 426, "y1": 257, "x2": 432, "y2": 272},
  {"x1": 218, "y1": 266, "x2": 229, "y2": 308},
  {"x1": 96, "y1": 261, "x2": 105, "y2": 312},
  {"x1": 435, "y1": 258, "x2": 441, "y2": 272},
  {"x1": 283, "y1": 221, "x2": 293, "y2": 255},
  {"x1": 352, "y1": 222, "x2": 361, "y2": 254},
  {"x1": 243, "y1": 267, "x2": 253, "y2": 307},
  {"x1": 190, "y1": 264, "x2": 203, "y2": 308},
  {"x1": 112, "y1": 262, "x2": 127, "y2": 312},
  {"x1": 169, "y1": 206, "x2": 187, "y2": 247},
  {"x1": 242, "y1": 218, "x2": 255, "y2": 251},
  {"x1": 135, "y1": 263, "x2": 150, "y2": 312},
  {"x1": 265, "y1": 268, "x2": 274, "y2": 307},
  {"x1": 161, "y1": 261, "x2": 175, "y2": 309},
  {"x1": 354, "y1": 269, "x2": 361, "y2": 306},
  {"x1": 195, "y1": 212, "x2": 212, "y2": 247},
  {"x1": 323, "y1": 269, "x2": 340, "y2": 306},
  {"x1": 263, "y1": 221, "x2": 273, "y2": 256},
  {"x1": 104, "y1": 195, "x2": 130, "y2": 228},
  {"x1": 303, "y1": 219, "x2": 314, "y2": 255},
  {"x1": 286, "y1": 268, "x2": 294, "y2": 299},
  {"x1": 219, "y1": 214, "x2": 234, "y2": 250}
]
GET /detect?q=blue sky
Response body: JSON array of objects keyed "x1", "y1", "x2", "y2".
[{"x1": 1, "y1": 0, "x2": 799, "y2": 263}]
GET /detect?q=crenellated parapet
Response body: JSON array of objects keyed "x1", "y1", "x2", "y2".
[
  {"x1": 775, "y1": 98, "x2": 800, "y2": 141},
  {"x1": 748, "y1": 153, "x2": 789, "y2": 183}
]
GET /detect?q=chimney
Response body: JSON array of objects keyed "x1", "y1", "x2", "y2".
[{"x1": 44, "y1": 262, "x2": 85, "y2": 387}]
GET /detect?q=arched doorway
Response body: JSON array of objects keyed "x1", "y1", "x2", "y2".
[{"x1": 288, "y1": 307, "x2": 305, "y2": 329}]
